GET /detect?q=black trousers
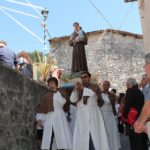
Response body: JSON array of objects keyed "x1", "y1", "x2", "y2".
[
  {"x1": 129, "y1": 128, "x2": 148, "y2": 150},
  {"x1": 50, "y1": 129, "x2": 64, "y2": 150},
  {"x1": 117, "y1": 117, "x2": 124, "y2": 134},
  {"x1": 89, "y1": 134, "x2": 95, "y2": 150}
]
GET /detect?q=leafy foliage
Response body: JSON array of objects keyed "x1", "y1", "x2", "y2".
[
  {"x1": 27, "y1": 50, "x2": 57, "y2": 82},
  {"x1": 27, "y1": 50, "x2": 42, "y2": 63}
]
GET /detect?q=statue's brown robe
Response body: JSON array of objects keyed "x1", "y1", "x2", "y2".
[{"x1": 69, "y1": 31, "x2": 88, "y2": 73}]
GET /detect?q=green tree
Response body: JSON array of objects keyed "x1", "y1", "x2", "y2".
[{"x1": 27, "y1": 50, "x2": 43, "y2": 63}]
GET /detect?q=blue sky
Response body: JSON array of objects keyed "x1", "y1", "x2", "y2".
[{"x1": 0, "y1": 0, "x2": 142, "y2": 53}]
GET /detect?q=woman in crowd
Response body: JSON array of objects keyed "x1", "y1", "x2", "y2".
[{"x1": 17, "y1": 51, "x2": 33, "y2": 78}]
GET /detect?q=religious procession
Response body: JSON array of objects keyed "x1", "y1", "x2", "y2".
[
  {"x1": 34, "y1": 21, "x2": 150, "y2": 150},
  {"x1": 1, "y1": 0, "x2": 150, "y2": 150}
]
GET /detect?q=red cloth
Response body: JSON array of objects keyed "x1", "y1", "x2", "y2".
[
  {"x1": 127, "y1": 107, "x2": 138, "y2": 126},
  {"x1": 121, "y1": 105, "x2": 138, "y2": 126}
]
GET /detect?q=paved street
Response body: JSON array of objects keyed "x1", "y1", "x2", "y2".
[{"x1": 120, "y1": 135, "x2": 130, "y2": 150}]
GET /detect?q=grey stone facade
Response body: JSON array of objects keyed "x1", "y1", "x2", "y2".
[
  {"x1": 50, "y1": 29, "x2": 145, "y2": 92},
  {"x1": 0, "y1": 64, "x2": 48, "y2": 150}
]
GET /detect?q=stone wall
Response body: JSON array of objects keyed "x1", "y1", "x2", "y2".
[
  {"x1": 51, "y1": 30, "x2": 145, "y2": 92},
  {"x1": 0, "y1": 64, "x2": 48, "y2": 150}
]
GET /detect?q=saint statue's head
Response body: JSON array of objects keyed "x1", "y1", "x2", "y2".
[{"x1": 73, "y1": 22, "x2": 80, "y2": 31}]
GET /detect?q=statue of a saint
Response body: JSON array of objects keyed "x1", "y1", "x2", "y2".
[{"x1": 69, "y1": 22, "x2": 88, "y2": 73}]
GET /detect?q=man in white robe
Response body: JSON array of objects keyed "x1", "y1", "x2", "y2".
[
  {"x1": 70, "y1": 71, "x2": 110, "y2": 150},
  {"x1": 101, "y1": 81, "x2": 121, "y2": 150},
  {"x1": 37, "y1": 77, "x2": 72, "y2": 150}
]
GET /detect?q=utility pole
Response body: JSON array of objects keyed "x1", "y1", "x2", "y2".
[
  {"x1": 124, "y1": 0, "x2": 150, "y2": 54},
  {"x1": 41, "y1": 8, "x2": 49, "y2": 63},
  {"x1": 138, "y1": 0, "x2": 150, "y2": 54}
]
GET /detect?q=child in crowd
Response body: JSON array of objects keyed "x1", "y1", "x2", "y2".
[
  {"x1": 117, "y1": 93, "x2": 125, "y2": 134},
  {"x1": 36, "y1": 105, "x2": 45, "y2": 150}
]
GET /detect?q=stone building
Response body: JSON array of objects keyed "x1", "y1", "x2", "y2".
[{"x1": 49, "y1": 29, "x2": 145, "y2": 92}]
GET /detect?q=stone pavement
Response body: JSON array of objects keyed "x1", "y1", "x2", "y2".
[
  {"x1": 120, "y1": 135, "x2": 130, "y2": 150},
  {"x1": 51, "y1": 135, "x2": 131, "y2": 150}
]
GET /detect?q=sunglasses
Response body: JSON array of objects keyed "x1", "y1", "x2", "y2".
[
  {"x1": 81, "y1": 76, "x2": 88, "y2": 79},
  {"x1": 103, "y1": 84, "x2": 109, "y2": 86}
]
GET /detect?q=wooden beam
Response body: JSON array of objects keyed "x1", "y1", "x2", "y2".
[{"x1": 124, "y1": 0, "x2": 137, "y2": 2}]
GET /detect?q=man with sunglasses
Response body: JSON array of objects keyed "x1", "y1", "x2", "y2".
[{"x1": 70, "y1": 71, "x2": 110, "y2": 150}]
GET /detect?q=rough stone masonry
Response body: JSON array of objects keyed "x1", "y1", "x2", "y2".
[
  {"x1": 50, "y1": 29, "x2": 145, "y2": 92},
  {"x1": 0, "y1": 64, "x2": 48, "y2": 150}
]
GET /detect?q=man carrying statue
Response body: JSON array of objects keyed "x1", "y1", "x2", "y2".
[{"x1": 69, "y1": 22, "x2": 88, "y2": 73}]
